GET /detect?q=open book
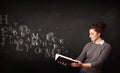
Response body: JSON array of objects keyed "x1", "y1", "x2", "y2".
[{"x1": 55, "y1": 53, "x2": 77, "y2": 66}]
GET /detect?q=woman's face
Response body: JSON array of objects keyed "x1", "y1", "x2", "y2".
[{"x1": 89, "y1": 29, "x2": 100, "y2": 42}]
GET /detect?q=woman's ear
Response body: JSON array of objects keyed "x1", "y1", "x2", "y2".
[{"x1": 98, "y1": 33, "x2": 101, "y2": 37}]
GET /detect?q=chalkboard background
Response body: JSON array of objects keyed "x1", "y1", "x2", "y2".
[{"x1": 0, "y1": 1, "x2": 120, "y2": 73}]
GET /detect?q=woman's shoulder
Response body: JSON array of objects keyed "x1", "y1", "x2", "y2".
[
  {"x1": 85, "y1": 42, "x2": 93, "y2": 46},
  {"x1": 86, "y1": 42, "x2": 93, "y2": 45},
  {"x1": 104, "y1": 41, "x2": 112, "y2": 49}
]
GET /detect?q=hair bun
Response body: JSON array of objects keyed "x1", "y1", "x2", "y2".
[{"x1": 97, "y1": 21, "x2": 106, "y2": 29}]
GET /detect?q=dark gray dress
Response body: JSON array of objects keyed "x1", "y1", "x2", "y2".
[{"x1": 76, "y1": 41, "x2": 111, "y2": 73}]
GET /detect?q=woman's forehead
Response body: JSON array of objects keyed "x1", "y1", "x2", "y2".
[{"x1": 89, "y1": 29, "x2": 96, "y2": 32}]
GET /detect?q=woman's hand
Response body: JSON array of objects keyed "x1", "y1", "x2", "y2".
[
  {"x1": 57, "y1": 61, "x2": 67, "y2": 66},
  {"x1": 71, "y1": 60, "x2": 82, "y2": 67}
]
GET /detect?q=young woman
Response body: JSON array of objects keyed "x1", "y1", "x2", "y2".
[{"x1": 71, "y1": 21, "x2": 112, "y2": 73}]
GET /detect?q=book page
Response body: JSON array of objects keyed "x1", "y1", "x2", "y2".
[{"x1": 55, "y1": 53, "x2": 77, "y2": 62}]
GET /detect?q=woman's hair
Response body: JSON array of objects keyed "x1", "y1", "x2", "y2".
[{"x1": 89, "y1": 21, "x2": 106, "y2": 38}]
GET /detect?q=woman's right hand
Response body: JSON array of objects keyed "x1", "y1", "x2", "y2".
[{"x1": 57, "y1": 61, "x2": 67, "y2": 66}]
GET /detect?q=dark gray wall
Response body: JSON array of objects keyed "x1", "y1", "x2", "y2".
[{"x1": 0, "y1": 1, "x2": 120, "y2": 73}]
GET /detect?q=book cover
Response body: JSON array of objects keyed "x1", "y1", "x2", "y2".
[{"x1": 55, "y1": 53, "x2": 77, "y2": 66}]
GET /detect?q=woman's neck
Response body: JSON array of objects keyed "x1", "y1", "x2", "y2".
[{"x1": 94, "y1": 37, "x2": 103, "y2": 44}]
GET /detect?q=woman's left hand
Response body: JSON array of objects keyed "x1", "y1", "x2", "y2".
[{"x1": 71, "y1": 60, "x2": 82, "y2": 67}]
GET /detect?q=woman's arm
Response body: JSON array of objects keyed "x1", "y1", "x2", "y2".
[
  {"x1": 71, "y1": 60, "x2": 92, "y2": 68},
  {"x1": 81, "y1": 63, "x2": 92, "y2": 68}
]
